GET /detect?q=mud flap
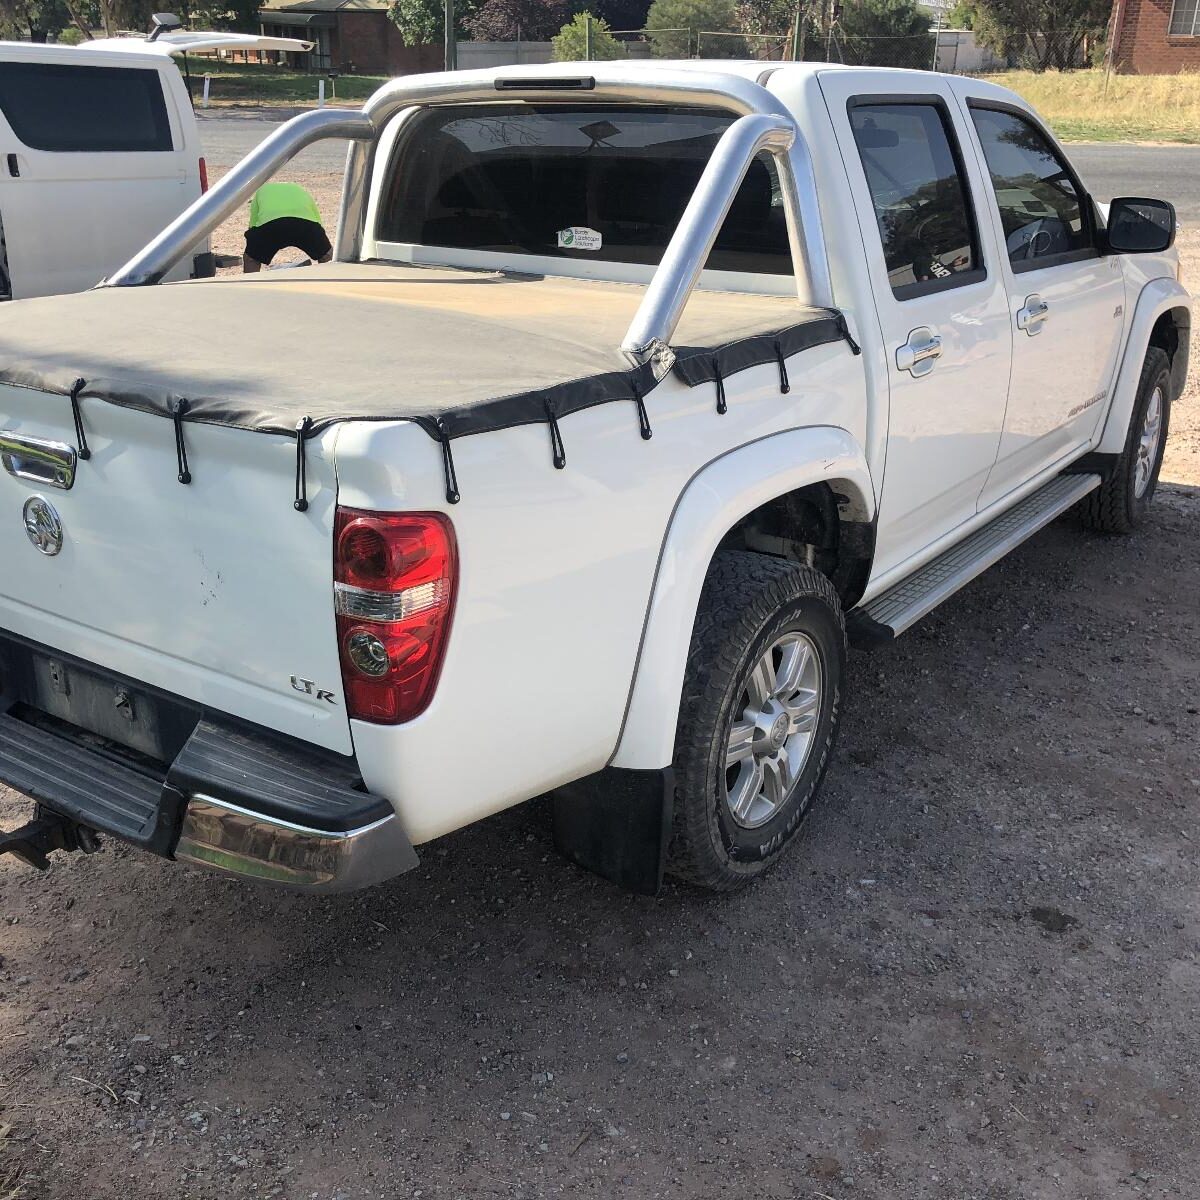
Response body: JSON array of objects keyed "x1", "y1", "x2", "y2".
[{"x1": 552, "y1": 767, "x2": 674, "y2": 896}]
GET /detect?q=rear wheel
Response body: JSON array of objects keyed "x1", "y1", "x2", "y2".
[
  {"x1": 668, "y1": 552, "x2": 846, "y2": 892},
  {"x1": 1081, "y1": 347, "x2": 1171, "y2": 534}
]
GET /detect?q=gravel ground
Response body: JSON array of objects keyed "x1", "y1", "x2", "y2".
[{"x1": 1, "y1": 198, "x2": 1198, "y2": 1200}]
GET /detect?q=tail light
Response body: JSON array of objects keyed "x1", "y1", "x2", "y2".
[
  {"x1": 333, "y1": 508, "x2": 457, "y2": 724},
  {"x1": 199, "y1": 156, "x2": 209, "y2": 193}
]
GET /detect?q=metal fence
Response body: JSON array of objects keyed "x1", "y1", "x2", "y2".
[{"x1": 585, "y1": 19, "x2": 1096, "y2": 74}]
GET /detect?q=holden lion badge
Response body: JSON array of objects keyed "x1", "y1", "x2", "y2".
[{"x1": 23, "y1": 495, "x2": 63, "y2": 557}]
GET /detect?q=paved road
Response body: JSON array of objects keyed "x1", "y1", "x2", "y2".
[{"x1": 199, "y1": 112, "x2": 1200, "y2": 218}]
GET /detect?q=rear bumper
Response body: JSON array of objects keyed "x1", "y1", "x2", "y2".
[
  {"x1": 175, "y1": 795, "x2": 416, "y2": 892},
  {"x1": 0, "y1": 635, "x2": 418, "y2": 892}
]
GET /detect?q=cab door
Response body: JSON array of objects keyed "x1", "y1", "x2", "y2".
[
  {"x1": 818, "y1": 73, "x2": 1013, "y2": 578},
  {"x1": 960, "y1": 99, "x2": 1127, "y2": 507},
  {"x1": 0, "y1": 53, "x2": 192, "y2": 298}
]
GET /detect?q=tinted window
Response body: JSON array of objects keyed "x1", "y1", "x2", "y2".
[
  {"x1": 0, "y1": 62, "x2": 172, "y2": 152},
  {"x1": 376, "y1": 104, "x2": 791, "y2": 275},
  {"x1": 849, "y1": 102, "x2": 980, "y2": 299},
  {"x1": 970, "y1": 107, "x2": 1091, "y2": 268}
]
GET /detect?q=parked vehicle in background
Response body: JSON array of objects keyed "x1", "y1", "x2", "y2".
[
  {"x1": 0, "y1": 27, "x2": 310, "y2": 300},
  {"x1": 0, "y1": 62, "x2": 1189, "y2": 900}
]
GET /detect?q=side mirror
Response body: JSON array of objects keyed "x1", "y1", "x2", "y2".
[{"x1": 1106, "y1": 196, "x2": 1176, "y2": 253}]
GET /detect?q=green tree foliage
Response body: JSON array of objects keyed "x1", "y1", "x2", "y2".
[
  {"x1": 0, "y1": 0, "x2": 76, "y2": 40},
  {"x1": 967, "y1": 0, "x2": 1109, "y2": 69},
  {"x1": 465, "y1": 0, "x2": 578, "y2": 41},
  {"x1": 644, "y1": 0, "x2": 736, "y2": 57},
  {"x1": 593, "y1": 0, "x2": 647, "y2": 32},
  {"x1": 552, "y1": 9, "x2": 622, "y2": 57},
  {"x1": 833, "y1": 0, "x2": 932, "y2": 67},
  {"x1": 946, "y1": 0, "x2": 977, "y2": 27},
  {"x1": 390, "y1": 0, "x2": 478, "y2": 45}
]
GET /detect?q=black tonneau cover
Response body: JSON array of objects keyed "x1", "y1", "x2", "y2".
[{"x1": 0, "y1": 262, "x2": 857, "y2": 505}]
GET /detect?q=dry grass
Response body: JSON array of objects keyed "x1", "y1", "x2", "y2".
[{"x1": 981, "y1": 69, "x2": 1200, "y2": 143}]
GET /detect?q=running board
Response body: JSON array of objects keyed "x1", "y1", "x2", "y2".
[{"x1": 850, "y1": 473, "x2": 1101, "y2": 640}]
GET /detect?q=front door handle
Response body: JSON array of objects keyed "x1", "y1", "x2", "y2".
[
  {"x1": 5, "y1": 153, "x2": 18, "y2": 178},
  {"x1": 896, "y1": 327, "x2": 943, "y2": 378},
  {"x1": 1017, "y1": 295, "x2": 1050, "y2": 336}
]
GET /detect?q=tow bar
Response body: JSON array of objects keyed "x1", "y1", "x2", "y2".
[{"x1": 0, "y1": 807, "x2": 99, "y2": 871}]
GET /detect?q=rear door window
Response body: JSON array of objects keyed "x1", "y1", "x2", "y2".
[
  {"x1": 969, "y1": 105, "x2": 1093, "y2": 271},
  {"x1": 848, "y1": 100, "x2": 983, "y2": 300},
  {"x1": 0, "y1": 62, "x2": 172, "y2": 152},
  {"x1": 375, "y1": 104, "x2": 792, "y2": 276}
]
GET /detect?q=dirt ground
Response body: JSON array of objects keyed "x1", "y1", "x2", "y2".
[{"x1": 2, "y1": 195, "x2": 1198, "y2": 1200}]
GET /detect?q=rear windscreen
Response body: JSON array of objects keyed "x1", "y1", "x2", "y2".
[
  {"x1": 375, "y1": 104, "x2": 792, "y2": 276},
  {"x1": 0, "y1": 62, "x2": 172, "y2": 152}
]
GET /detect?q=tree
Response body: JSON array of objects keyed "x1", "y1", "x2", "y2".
[
  {"x1": 644, "y1": 0, "x2": 737, "y2": 57},
  {"x1": 592, "y1": 0, "x2": 647, "y2": 32},
  {"x1": 967, "y1": 0, "x2": 1109, "y2": 69},
  {"x1": 552, "y1": 9, "x2": 622, "y2": 57},
  {"x1": 465, "y1": 0, "x2": 579, "y2": 40},
  {"x1": 831, "y1": 0, "x2": 932, "y2": 67},
  {"x1": 946, "y1": 0, "x2": 977, "y2": 27},
  {"x1": 0, "y1": 0, "x2": 75, "y2": 40},
  {"x1": 390, "y1": 0, "x2": 478, "y2": 46},
  {"x1": 736, "y1": 0, "x2": 792, "y2": 39}
]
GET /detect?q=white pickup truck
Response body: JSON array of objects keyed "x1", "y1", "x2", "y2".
[{"x1": 0, "y1": 62, "x2": 1189, "y2": 895}]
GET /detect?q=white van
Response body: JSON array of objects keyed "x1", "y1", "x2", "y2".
[{"x1": 0, "y1": 29, "x2": 309, "y2": 300}]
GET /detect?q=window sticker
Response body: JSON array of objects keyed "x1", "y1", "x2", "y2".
[{"x1": 557, "y1": 226, "x2": 603, "y2": 251}]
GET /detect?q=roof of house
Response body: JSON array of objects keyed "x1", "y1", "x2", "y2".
[{"x1": 260, "y1": 0, "x2": 388, "y2": 11}]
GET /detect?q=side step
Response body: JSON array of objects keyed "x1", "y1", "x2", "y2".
[{"x1": 851, "y1": 473, "x2": 1101, "y2": 640}]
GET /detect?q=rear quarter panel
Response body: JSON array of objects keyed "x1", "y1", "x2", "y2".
[{"x1": 336, "y1": 342, "x2": 865, "y2": 845}]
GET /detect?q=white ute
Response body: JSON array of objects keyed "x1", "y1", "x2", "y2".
[{"x1": 0, "y1": 62, "x2": 1189, "y2": 894}]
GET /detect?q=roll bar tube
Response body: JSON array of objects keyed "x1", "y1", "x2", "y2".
[
  {"x1": 104, "y1": 108, "x2": 374, "y2": 288},
  {"x1": 620, "y1": 112, "x2": 795, "y2": 368},
  {"x1": 103, "y1": 66, "x2": 834, "y2": 361}
]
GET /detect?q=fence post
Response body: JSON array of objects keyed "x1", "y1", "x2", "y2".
[
  {"x1": 585, "y1": 14, "x2": 593, "y2": 60},
  {"x1": 930, "y1": 6, "x2": 941, "y2": 70},
  {"x1": 444, "y1": 0, "x2": 457, "y2": 70},
  {"x1": 202, "y1": 74, "x2": 210, "y2": 108},
  {"x1": 318, "y1": 78, "x2": 325, "y2": 107}
]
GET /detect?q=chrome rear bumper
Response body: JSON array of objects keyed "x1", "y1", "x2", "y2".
[{"x1": 175, "y1": 794, "x2": 417, "y2": 893}]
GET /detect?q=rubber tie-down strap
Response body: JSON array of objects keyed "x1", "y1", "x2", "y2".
[
  {"x1": 293, "y1": 416, "x2": 312, "y2": 512},
  {"x1": 712, "y1": 357, "x2": 727, "y2": 415},
  {"x1": 69, "y1": 378, "x2": 91, "y2": 461},
  {"x1": 172, "y1": 399, "x2": 191, "y2": 485},
  {"x1": 775, "y1": 342, "x2": 791, "y2": 394},
  {"x1": 837, "y1": 313, "x2": 862, "y2": 356},
  {"x1": 436, "y1": 418, "x2": 460, "y2": 505},
  {"x1": 544, "y1": 400, "x2": 566, "y2": 470},
  {"x1": 631, "y1": 380, "x2": 653, "y2": 441}
]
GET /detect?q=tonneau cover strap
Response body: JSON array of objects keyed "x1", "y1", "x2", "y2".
[
  {"x1": 69, "y1": 378, "x2": 91, "y2": 461},
  {"x1": 172, "y1": 399, "x2": 191, "y2": 485},
  {"x1": 631, "y1": 380, "x2": 653, "y2": 441},
  {"x1": 543, "y1": 400, "x2": 567, "y2": 470},
  {"x1": 435, "y1": 418, "x2": 460, "y2": 505},
  {"x1": 293, "y1": 416, "x2": 312, "y2": 513}
]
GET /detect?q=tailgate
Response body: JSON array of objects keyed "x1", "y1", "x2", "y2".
[{"x1": 0, "y1": 386, "x2": 351, "y2": 754}]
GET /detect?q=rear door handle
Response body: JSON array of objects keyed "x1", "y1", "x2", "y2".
[
  {"x1": 1017, "y1": 295, "x2": 1050, "y2": 335},
  {"x1": 896, "y1": 327, "x2": 943, "y2": 378},
  {"x1": 5, "y1": 153, "x2": 18, "y2": 178}
]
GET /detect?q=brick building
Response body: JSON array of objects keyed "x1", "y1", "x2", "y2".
[
  {"x1": 1109, "y1": 0, "x2": 1200, "y2": 73},
  {"x1": 258, "y1": 0, "x2": 441, "y2": 75}
]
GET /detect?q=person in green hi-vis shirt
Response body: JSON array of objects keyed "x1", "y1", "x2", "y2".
[{"x1": 243, "y1": 182, "x2": 333, "y2": 273}]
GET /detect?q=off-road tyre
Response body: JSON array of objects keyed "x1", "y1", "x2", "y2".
[
  {"x1": 1080, "y1": 346, "x2": 1172, "y2": 534},
  {"x1": 668, "y1": 552, "x2": 846, "y2": 892}
]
